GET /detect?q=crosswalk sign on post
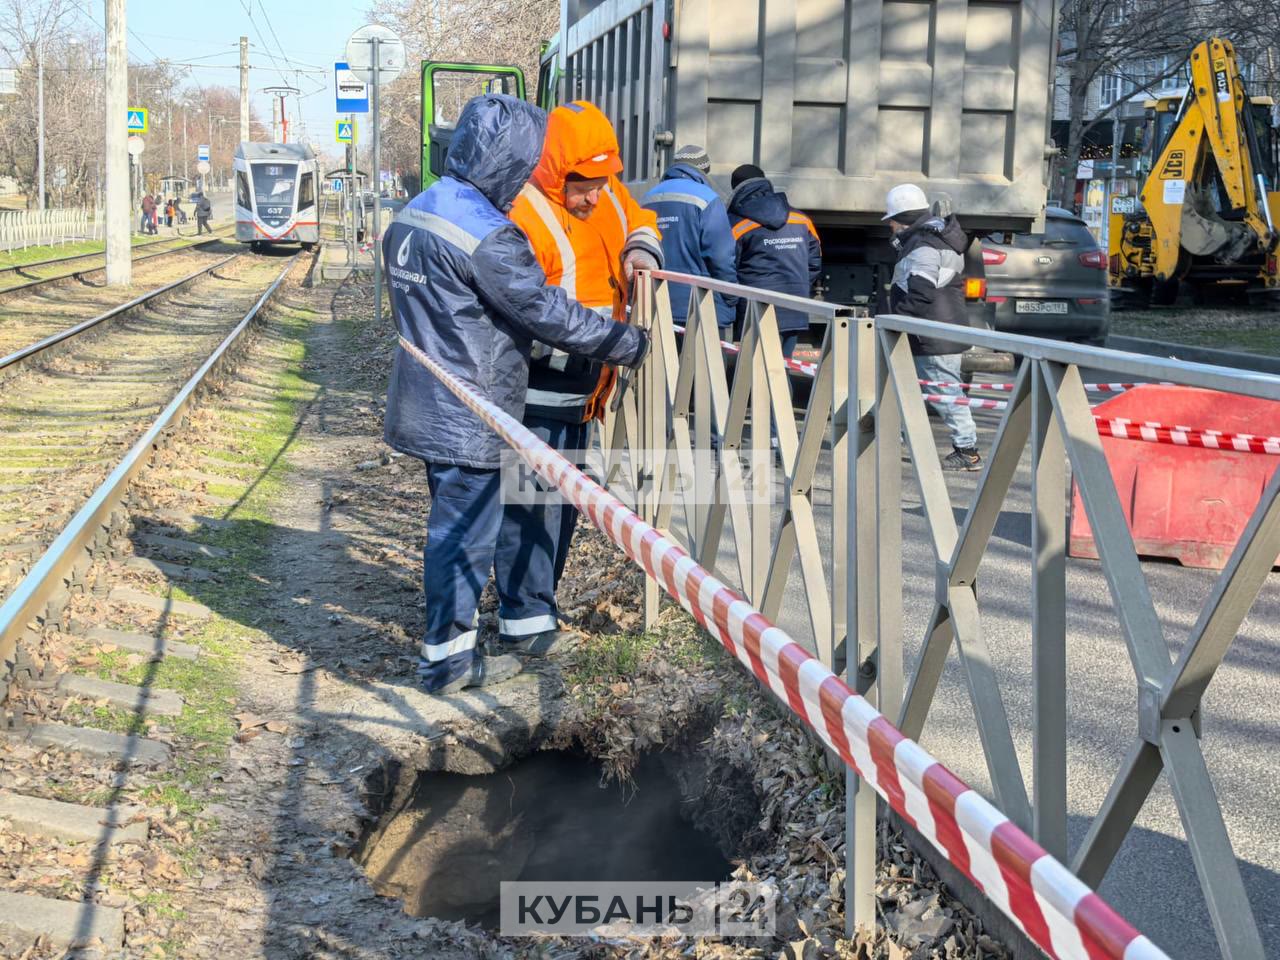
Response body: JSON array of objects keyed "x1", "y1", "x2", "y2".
[
  {"x1": 126, "y1": 108, "x2": 148, "y2": 134},
  {"x1": 336, "y1": 120, "x2": 356, "y2": 143}
]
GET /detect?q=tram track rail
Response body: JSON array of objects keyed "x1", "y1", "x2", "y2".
[
  {"x1": 0, "y1": 230, "x2": 233, "y2": 298},
  {"x1": 0, "y1": 253, "x2": 302, "y2": 627},
  {"x1": 0, "y1": 255, "x2": 238, "y2": 384}
]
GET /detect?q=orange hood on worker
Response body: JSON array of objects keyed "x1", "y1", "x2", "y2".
[
  {"x1": 510, "y1": 101, "x2": 663, "y2": 422},
  {"x1": 530, "y1": 101, "x2": 625, "y2": 196}
]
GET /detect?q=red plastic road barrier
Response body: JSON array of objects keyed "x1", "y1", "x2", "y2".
[
  {"x1": 397, "y1": 333, "x2": 1169, "y2": 960},
  {"x1": 1070, "y1": 384, "x2": 1280, "y2": 569}
]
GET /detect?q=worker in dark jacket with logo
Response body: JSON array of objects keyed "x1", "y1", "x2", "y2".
[
  {"x1": 883, "y1": 182, "x2": 980, "y2": 471},
  {"x1": 383, "y1": 94, "x2": 649, "y2": 695},
  {"x1": 727, "y1": 164, "x2": 822, "y2": 356},
  {"x1": 641, "y1": 145, "x2": 737, "y2": 328}
]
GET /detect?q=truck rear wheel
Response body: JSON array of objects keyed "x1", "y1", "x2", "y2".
[{"x1": 1151, "y1": 277, "x2": 1180, "y2": 306}]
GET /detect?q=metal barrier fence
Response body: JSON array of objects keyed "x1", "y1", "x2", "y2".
[
  {"x1": 399, "y1": 329, "x2": 1168, "y2": 960},
  {"x1": 0, "y1": 207, "x2": 101, "y2": 252},
  {"x1": 618, "y1": 269, "x2": 1280, "y2": 959}
]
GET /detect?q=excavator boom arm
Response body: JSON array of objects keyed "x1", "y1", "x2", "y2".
[{"x1": 1137, "y1": 38, "x2": 1275, "y2": 281}]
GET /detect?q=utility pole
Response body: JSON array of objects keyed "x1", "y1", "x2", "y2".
[
  {"x1": 372, "y1": 36, "x2": 382, "y2": 320},
  {"x1": 239, "y1": 36, "x2": 249, "y2": 144},
  {"x1": 36, "y1": 40, "x2": 45, "y2": 209},
  {"x1": 104, "y1": 0, "x2": 130, "y2": 286},
  {"x1": 181, "y1": 104, "x2": 187, "y2": 185}
]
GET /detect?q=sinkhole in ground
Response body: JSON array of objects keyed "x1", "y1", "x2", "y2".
[{"x1": 354, "y1": 748, "x2": 760, "y2": 928}]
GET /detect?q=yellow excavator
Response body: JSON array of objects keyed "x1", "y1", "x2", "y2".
[{"x1": 1109, "y1": 37, "x2": 1280, "y2": 305}]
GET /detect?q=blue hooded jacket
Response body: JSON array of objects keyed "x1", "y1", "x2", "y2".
[
  {"x1": 641, "y1": 163, "x2": 737, "y2": 326},
  {"x1": 727, "y1": 177, "x2": 823, "y2": 333},
  {"x1": 383, "y1": 94, "x2": 648, "y2": 468}
]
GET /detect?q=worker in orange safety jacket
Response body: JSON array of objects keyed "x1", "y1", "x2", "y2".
[{"x1": 493, "y1": 100, "x2": 663, "y2": 657}]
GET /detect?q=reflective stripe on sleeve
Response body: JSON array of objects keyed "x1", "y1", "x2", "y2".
[
  {"x1": 643, "y1": 187, "x2": 709, "y2": 210},
  {"x1": 526, "y1": 388, "x2": 590, "y2": 408}
]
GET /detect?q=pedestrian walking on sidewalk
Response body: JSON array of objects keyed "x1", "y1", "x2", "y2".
[
  {"x1": 195, "y1": 193, "x2": 212, "y2": 235},
  {"x1": 141, "y1": 193, "x2": 158, "y2": 235},
  {"x1": 883, "y1": 182, "x2": 982, "y2": 471},
  {"x1": 382, "y1": 94, "x2": 649, "y2": 696}
]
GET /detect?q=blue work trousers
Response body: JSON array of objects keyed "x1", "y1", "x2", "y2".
[
  {"x1": 493, "y1": 415, "x2": 592, "y2": 640},
  {"x1": 418, "y1": 462, "x2": 503, "y2": 692}
]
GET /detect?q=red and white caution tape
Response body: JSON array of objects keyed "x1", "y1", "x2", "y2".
[
  {"x1": 924, "y1": 393, "x2": 1009, "y2": 411},
  {"x1": 397, "y1": 333, "x2": 1169, "y2": 960},
  {"x1": 671, "y1": 322, "x2": 819, "y2": 377},
  {"x1": 1094, "y1": 417, "x2": 1280, "y2": 455},
  {"x1": 922, "y1": 394, "x2": 1280, "y2": 454},
  {"x1": 919, "y1": 379, "x2": 1153, "y2": 394}
]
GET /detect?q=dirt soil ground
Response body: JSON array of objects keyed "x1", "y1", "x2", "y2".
[{"x1": 0, "y1": 271, "x2": 1016, "y2": 960}]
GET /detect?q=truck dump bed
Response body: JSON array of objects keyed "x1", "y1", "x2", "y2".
[{"x1": 560, "y1": 0, "x2": 1055, "y2": 229}]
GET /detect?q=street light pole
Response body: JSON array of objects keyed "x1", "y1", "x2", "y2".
[{"x1": 372, "y1": 36, "x2": 382, "y2": 321}]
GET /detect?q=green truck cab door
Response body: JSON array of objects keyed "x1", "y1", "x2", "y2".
[{"x1": 420, "y1": 62, "x2": 527, "y2": 191}]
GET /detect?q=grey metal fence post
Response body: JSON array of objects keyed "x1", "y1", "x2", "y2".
[
  {"x1": 1031, "y1": 361, "x2": 1068, "y2": 859},
  {"x1": 638, "y1": 272, "x2": 661, "y2": 628},
  {"x1": 845, "y1": 317, "x2": 881, "y2": 939}
]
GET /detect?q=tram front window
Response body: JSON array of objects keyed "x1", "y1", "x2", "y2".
[{"x1": 251, "y1": 162, "x2": 298, "y2": 227}]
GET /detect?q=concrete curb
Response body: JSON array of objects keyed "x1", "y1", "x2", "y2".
[{"x1": 1107, "y1": 334, "x2": 1280, "y2": 376}]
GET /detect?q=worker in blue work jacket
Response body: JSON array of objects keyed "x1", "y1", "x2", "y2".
[
  {"x1": 727, "y1": 164, "x2": 822, "y2": 358},
  {"x1": 640, "y1": 144, "x2": 738, "y2": 330},
  {"x1": 383, "y1": 94, "x2": 649, "y2": 696}
]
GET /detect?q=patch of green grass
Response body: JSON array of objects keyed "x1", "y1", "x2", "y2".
[
  {"x1": 133, "y1": 889, "x2": 186, "y2": 921},
  {"x1": 1112, "y1": 309, "x2": 1280, "y2": 356},
  {"x1": 46, "y1": 782, "x2": 116, "y2": 807},
  {"x1": 140, "y1": 781, "x2": 206, "y2": 817},
  {"x1": 0, "y1": 233, "x2": 174, "y2": 270},
  {"x1": 566, "y1": 621, "x2": 720, "y2": 686},
  {"x1": 66, "y1": 303, "x2": 320, "y2": 822}
]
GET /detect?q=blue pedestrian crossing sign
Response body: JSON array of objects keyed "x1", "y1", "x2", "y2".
[
  {"x1": 331, "y1": 178, "x2": 344, "y2": 192},
  {"x1": 126, "y1": 108, "x2": 148, "y2": 134},
  {"x1": 335, "y1": 120, "x2": 356, "y2": 143}
]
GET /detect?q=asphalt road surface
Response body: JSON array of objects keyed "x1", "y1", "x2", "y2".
[{"x1": 666, "y1": 378, "x2": 1279, "y2": 959}]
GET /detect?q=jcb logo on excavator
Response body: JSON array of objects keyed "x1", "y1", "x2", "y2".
[
  {"x1": 1215, "y1": 68, "x2": 1231, "y2": 102},
  {"x1": 1161, "y1": 151, "x2": 1186, "y2": 179}
]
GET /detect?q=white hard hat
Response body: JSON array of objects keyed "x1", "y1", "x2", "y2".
[{"x1": 883, "y1": 183, "x2": 929, "y2": 222}]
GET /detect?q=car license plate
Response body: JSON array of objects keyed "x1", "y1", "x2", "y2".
[{"x1": 1015, "y1": 300, "x2": 1068, "y2": 314}]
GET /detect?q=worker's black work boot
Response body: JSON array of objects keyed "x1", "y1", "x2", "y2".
[
  {"x1": 942, "y1": 445, "x2": 982, "y2": 472},
  {"x1": 434, "y1": 653, "x2": 524, "y2": 695},
  {"x1": 503, "y1": 629, "x2": 584, "y2": 658}
]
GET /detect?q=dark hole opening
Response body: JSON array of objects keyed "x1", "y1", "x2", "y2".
[{"x1": 353, "y1": 748, "x2": 757, "y2": 930}]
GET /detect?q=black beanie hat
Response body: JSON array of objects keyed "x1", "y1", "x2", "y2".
[{"x1": 730, "y1": 164, "x2": 765, "y2": 188}]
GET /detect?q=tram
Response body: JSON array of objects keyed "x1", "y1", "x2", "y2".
[{"x1": 233, "y1": 142, "x2": 320, "y2": 250}]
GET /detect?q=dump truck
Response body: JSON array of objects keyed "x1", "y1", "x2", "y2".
[{"x1": 420, "y1": 0, "x2": 1057, "y2": 339}]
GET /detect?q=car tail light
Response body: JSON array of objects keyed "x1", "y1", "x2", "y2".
[
  {"x1": 1078, "y1": 250, "x2": 1107, "y2": 270},
  {"x1": 982, "y1": 247, "x2": 1006, "y2": 266},
  {"x1": 987, "y1": 295, "x2": 1007, "y2": 304},
  {"x1": 964, "y1": 277, "x2": 986, "y2": 300}
]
